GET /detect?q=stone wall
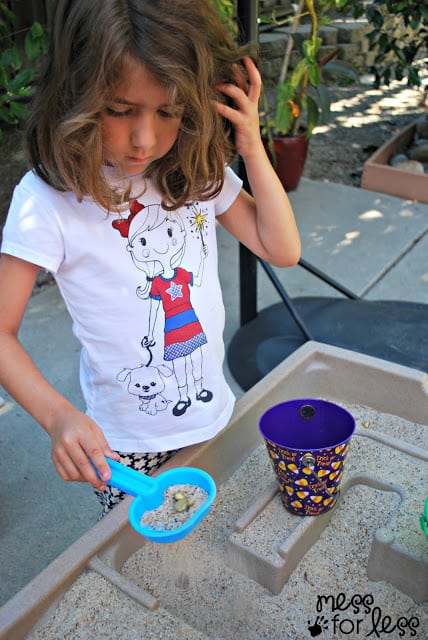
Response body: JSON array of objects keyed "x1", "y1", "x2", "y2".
[
  {"x1": 259, "y1": 0, "x2": 293, "y2": 15},
  {"x1": 258, "y1": 1, "x2": 421, "y2": 88},
  {"x1": 259, "y1": 17, "x2": 375, "y2": 86}
]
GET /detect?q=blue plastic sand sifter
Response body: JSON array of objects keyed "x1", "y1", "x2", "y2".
[{"x1": 101, "y1": 458, "x2": 216, "y2": 543}]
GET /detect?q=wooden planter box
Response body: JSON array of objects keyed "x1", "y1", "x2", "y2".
[{"x1": 361, "y1": 121, "x2": 428, "y2": 204}]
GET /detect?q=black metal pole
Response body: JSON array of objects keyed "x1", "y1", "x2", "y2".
[
  {"x1": 258, "y1": 260, "x2": 314, "y2": 339},
  {"x1": 237, "y1": 0, "x2": 259, "y2": 46},
  {"x1": 236, "y1": 0, "x2": 259, "y2": 326}
]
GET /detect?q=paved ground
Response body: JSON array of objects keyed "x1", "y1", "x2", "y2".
[{"x1": 0, "y1": 177, "x2": 427, "y2": 607}]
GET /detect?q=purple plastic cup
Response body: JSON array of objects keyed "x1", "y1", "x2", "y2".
[{"x1": 259, "y1": 399, "x2": 355, "y2": 516}]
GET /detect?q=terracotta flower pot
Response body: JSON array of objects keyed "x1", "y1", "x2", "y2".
[{"x1": 263, "y1": 132, "x2": 309, "y2": 192}]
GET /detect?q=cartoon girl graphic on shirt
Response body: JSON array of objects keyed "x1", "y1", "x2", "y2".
[{"x1": 113, "y1": 200, "x2": 213, "y2": 417}]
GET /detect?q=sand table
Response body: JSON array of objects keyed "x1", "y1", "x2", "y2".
[{"x1": 31, "y1": 402, "x2": 428, "y2": 640}]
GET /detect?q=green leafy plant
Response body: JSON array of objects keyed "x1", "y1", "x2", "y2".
[
  {"x1": 262, "y1": 0, "x2": 358, "y2": 140},
  {"x1": 419, "y1": 497, "x2": 428, "y2": 540},
  {"x1": 210, "y1": 0, "x2": 235, "y2": 26},
  {"x1": 337, "y1": 0, "x2": 428, "y2": 87},
  {"x1": 420, "y1": 496, "x2": 428, "y2": 541},
  {"x1": 0, "y1": 2, "x2": 48, "y2": 142}
]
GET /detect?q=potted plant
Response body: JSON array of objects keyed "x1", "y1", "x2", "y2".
[{"x1": 261, "y1": 0, "x2": 358, "y2": 190}]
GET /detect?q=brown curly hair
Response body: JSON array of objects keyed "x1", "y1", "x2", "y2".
[{"x1": 26, "y1": 0, "x2": 256, "y2": 211}]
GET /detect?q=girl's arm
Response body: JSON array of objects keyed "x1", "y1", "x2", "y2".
[
  {"x1": 215, "y1": 57, "x2": 301, "y2": 267},
  {"x1": 0, "y1": 254, "x2": 119, "y2": 489},
  {"x1": 193, "y1": 244, "x2": 208, "y2": 286},
  {"x1": 146, "y1": 296, "x2": 161, "y2": 343}
]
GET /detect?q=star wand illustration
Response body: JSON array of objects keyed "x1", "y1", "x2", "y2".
[{"x1": 191, "y1": 206, "x2": 208, "y2": 248}]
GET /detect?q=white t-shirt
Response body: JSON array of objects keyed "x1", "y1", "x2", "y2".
[{"x1": 2, "y1": 166, "x2": 242, "y2": 452}]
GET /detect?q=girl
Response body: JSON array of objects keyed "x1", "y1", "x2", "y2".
[{"x1": 0, "y1": 0, "x2": 301, "y2": 515}]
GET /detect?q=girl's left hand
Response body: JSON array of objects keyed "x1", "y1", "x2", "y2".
[{"x1": 215, "y1": 56, "x2": 263, "y2": 161}]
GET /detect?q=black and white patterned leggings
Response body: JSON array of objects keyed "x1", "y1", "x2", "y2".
[{"x1": 94, "y1": 449, "x2": 179, "y2": 518}]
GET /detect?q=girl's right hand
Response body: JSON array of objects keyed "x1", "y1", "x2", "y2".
[{"x1": 49, "y1": 408, "x2": 120, "y2": 490}]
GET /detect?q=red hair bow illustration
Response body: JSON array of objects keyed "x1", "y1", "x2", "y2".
[{"x1": 112, "y1": 200, "x2": 145, "y2": 237}]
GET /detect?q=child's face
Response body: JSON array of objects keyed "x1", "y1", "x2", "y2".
[{"x1": 101, "y1": 58, "x2": 183, "y2": 176}]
